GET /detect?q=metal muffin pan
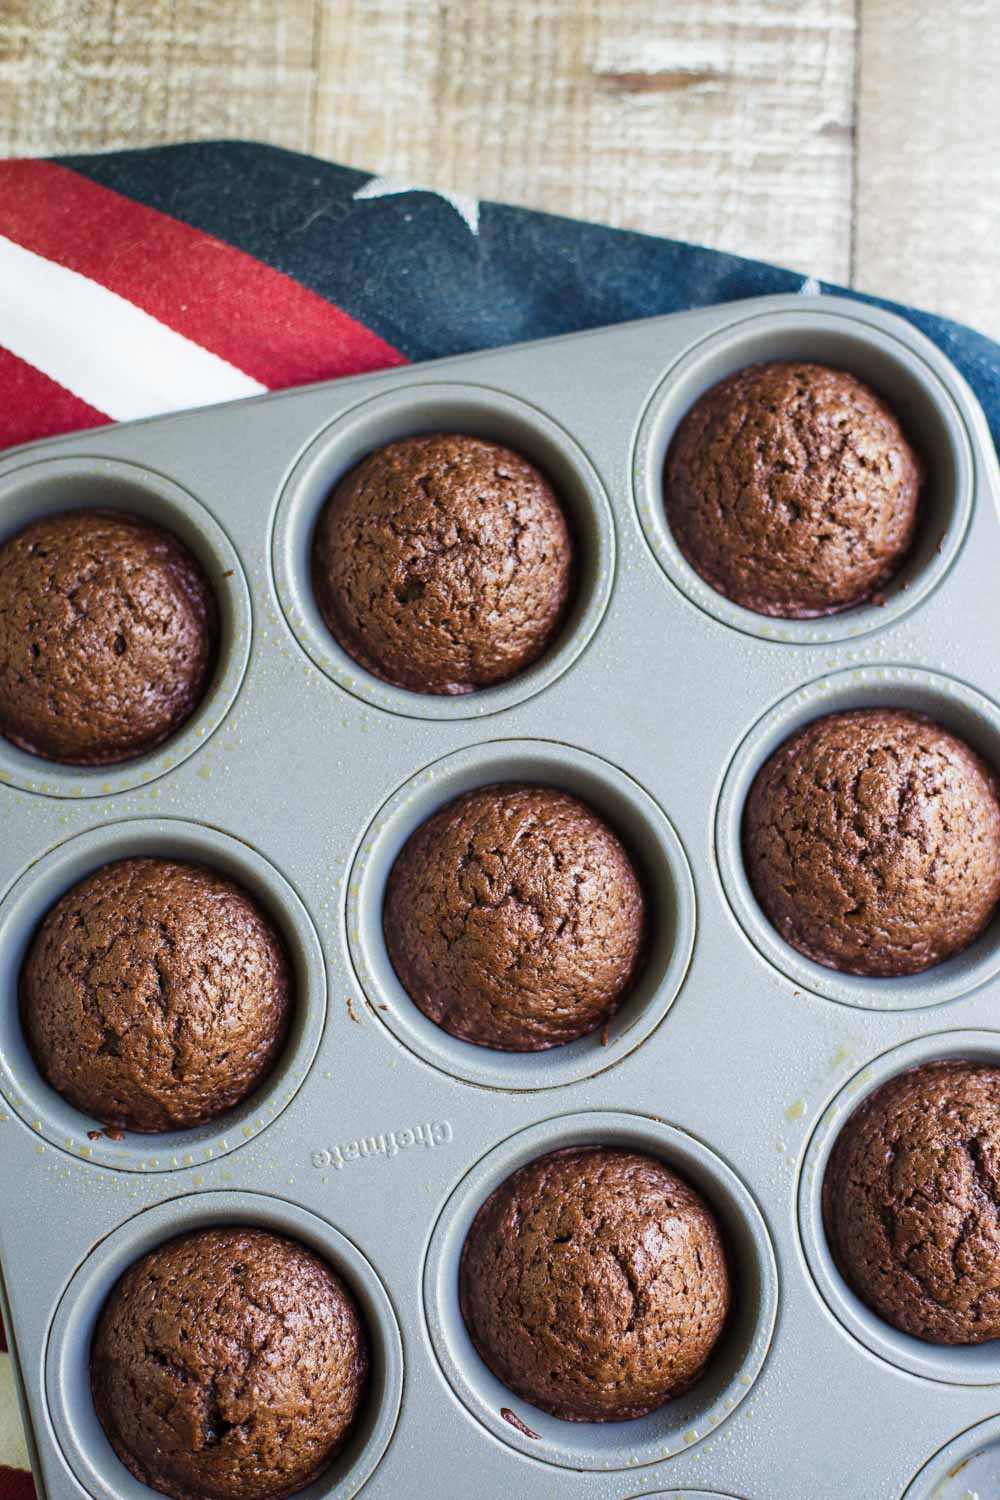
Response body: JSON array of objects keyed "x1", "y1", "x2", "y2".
[{"x1": 0, "y1": 292, "x2": 997, "y2": 1500}]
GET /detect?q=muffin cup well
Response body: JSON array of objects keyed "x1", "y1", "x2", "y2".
[
  {"x1": 0, "y1": 456, "x2": 251, "y2": 796},
  {"x1": 423, "y1": 1111, "x2": 777, "y2": 1472},
  {"x1": 271, "y1": 382, "x2": 615, "y2": 719},
  {"x1": 798, "y1": 1029, "x2": 1000, "y2": 1385},
  {"x1": 346, "y1": 739, "x2": 696, "y2": 1090},
  {"x1": 45, "y1": 1191, "x2": 402, "y2": 1500},
  {"x1": 0, "y1": 819, "x2": 326, "y2": 1171},
  {"x1": 715, "y1": 664, "x2": 1000, "y2": 1010},
  {"x1": 901, "y1": 1415, "x2": 1000, "y2": 1498},
  {"x1": 633, "y1": 305, "x2": 973, "y2": 644}
]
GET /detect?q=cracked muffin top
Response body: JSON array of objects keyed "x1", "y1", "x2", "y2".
[
  {"x1": 0, "y1": 508, "x2": 217, "y2": 765},
  {"x1": 91, "y1": 1226, "x2": 369, "y2": 1500},
  {"x1": 664, "y1": 362, "x2": 922, "y2": 618},
  {"x1": 743, "y1": 708, "x2": 1000, "y2": 977},
  {"x1": 823, "y1": 1060, "x2": 1000, "y2": 1343},
  {"x1": 383, "y1": 783, "x2": 647, "y2": 1051},
  {"x1": 21, "y1": 857, "x2": 291, "y2": 1132},
  {"x1": 459, "y1": 1146, "x2": 730, "y2": 1421},
  {"x1": 311, "y1": 432, "x2": 574, "y2": 694}
]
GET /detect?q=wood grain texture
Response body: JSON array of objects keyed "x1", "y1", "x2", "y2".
[
  {"x1": 854, "y1": 0, "x2": 1000, "y2": 337},
  {"x1": 0, "y1": 0, "x2": 997, "y2": 335},
  {"x1": 0, "y1": 0, "x2": 316, "y2": 156},
  {"x1": 312, "y1": 0, "x2": 855, "y2": 284}
]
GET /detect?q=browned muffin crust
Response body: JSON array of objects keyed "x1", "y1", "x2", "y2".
[
  {"x1": 459, "y1": 1146, "x2": 730, "y2": 1420},
  {"x1": 312, "y1": 433, "x2": 574, "y2": 694},
  {"x1": 0, "y1": 509, "x2": 217, "y2": 764},
  {"x1": 383, "y1": 784, "x2": 647, "y2": 1050},
  {"x1": 664, "y1": 362, "x2": 922, "y2": 618},
  {"x1": 823, "y1": 1060, "x2": 1000, "y2": 1343},
  {"x1": 743, "y1": 708, "x2": 1000, "y2": 976},
  {"x1": 22, "y1": 858, "x2": 292, "y2": 1132},
  {"x1": 91, "y1": 1227, "x2": 369, "y2": 1500}
]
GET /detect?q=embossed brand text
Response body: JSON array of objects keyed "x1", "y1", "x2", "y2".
[{"x1": 311, "y1": 1120, "x2": 453, "y2": 1171}]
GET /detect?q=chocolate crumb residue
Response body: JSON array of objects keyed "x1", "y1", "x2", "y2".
[{"x1": 501, "y1": 1408, "x2": 540, "y2": 1439}]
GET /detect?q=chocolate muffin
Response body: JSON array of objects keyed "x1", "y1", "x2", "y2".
[
  {"x1": 21, "y1": 858, "x2": 291, "y2": 1132},
  {"x1": 0, "y1": 509, "x2": 217, "y2": 764},
  {"x1": 743, "y1": 708, "x2": 1000, "y2": 976},
  {"x1": 92, "y1": 1226, "x2": 369, "y2": 1500},
  {"x1": 384, "y1": 784, "x2": 646, "y2": 1050},
  {"x1": 664, "y1": 362, "x2": 922, "y2": 617},
  {"x1": 823, "y1": 1060, "x2": 1000, "y2": 1342},
  {"x1": 460, "y1": 1146, "x2": 730, "y2": 1420},
  {"x1": 312, "y1": 433, "x2": 573, "y2": 694}
]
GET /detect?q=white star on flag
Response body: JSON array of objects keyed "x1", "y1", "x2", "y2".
[
  {"x1": 352, "y1": 175, "x2": 481, "y2": 235},
  {"x1": 798, "y1": 275, "x2": 822, "y2": 295}
]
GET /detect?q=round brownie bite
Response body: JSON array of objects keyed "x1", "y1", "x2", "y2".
[
  {"x1": 743, "y1": 708, "x2": 1000, "y2": 976},
  {"x1": 664, "y1": 361, "x2": 922, "y2": 617},
  {"x1": 92, "y1": 1226, "x2": 369, "y2": 1500},
  {"x1": 383, "y1": 784, "x2": 646, "y2": 1050},
  {"x1": 459, "y1": 1146, "x2": 730, "y2": 1420},
  {"x1": 312, "y1": 433, "x2": 573, "y2": 694},
  {"x1": 21, "y1": 858, "x2": 291, "y2": 1132},
  {"x1": 0, "y1": 509, "x2": 217, "y2": 764},
  {"x1": 823, "y1": 1060, "x2": 1000, "y2": 1342}
]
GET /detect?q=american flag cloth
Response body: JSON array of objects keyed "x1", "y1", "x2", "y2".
[{"x1": 0, "y1": 141, "x2": 998, "y2": 1499}]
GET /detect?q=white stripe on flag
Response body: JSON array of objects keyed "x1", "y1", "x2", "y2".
[
  {"x1": 0, "y1": 1350, "x2": 30, "y2": 1473},
  {"x1": 0, "y1": 232, "x2": 267, "y2": 419}
]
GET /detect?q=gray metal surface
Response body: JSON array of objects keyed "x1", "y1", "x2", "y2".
[{"x1": 0, "y1": 293, "x2": 997, "y2": 1500}]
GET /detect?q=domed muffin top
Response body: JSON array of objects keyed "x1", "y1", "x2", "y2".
[
  {"x1": 312, "y1": 433, "x2": 573, "y2": 694},
  {"x1": 0, "y1": 508, "x2": 217, "y2": 764},
  {"x1": 664, "y1": 362, "x2": 921, "y2": 618},
  {"x1": 459, "y1": 1145, "x2": 730, "y2": 1420},
  {"x1": 91, "y1": 1226, "x2": 368, "y2": 1500}
]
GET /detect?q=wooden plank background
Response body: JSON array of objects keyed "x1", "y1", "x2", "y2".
[{"x1": 0, "y1": 0, "x2": 997, "y2": 337}]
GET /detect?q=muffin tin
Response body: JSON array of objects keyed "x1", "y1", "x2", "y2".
[{"x1": 0, "y1": 291, "x2": 998, "y2": 1500}]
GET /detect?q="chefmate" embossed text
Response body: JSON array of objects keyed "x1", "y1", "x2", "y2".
[{"x1": 311, "y1": 1120, "x2": 453, "y2": 1171}]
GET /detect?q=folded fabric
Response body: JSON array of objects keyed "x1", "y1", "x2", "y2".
[
  {"x1": 0, "y1": 141, "x2": 997, "y2": 456},
  {"x1": 0, "y1": 141, "x2": 997, "y2": 1500}
]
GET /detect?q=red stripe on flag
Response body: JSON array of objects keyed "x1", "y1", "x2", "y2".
[
  {"x1": 0, "y1": 1465, "x2": 35, "y2": 1500},
  {"x1": 0, "y1": 160, "x2": 406, "y2": 389},
  {"x1": 0, "y1": 347, "x2": 110, "y2": 450}
]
